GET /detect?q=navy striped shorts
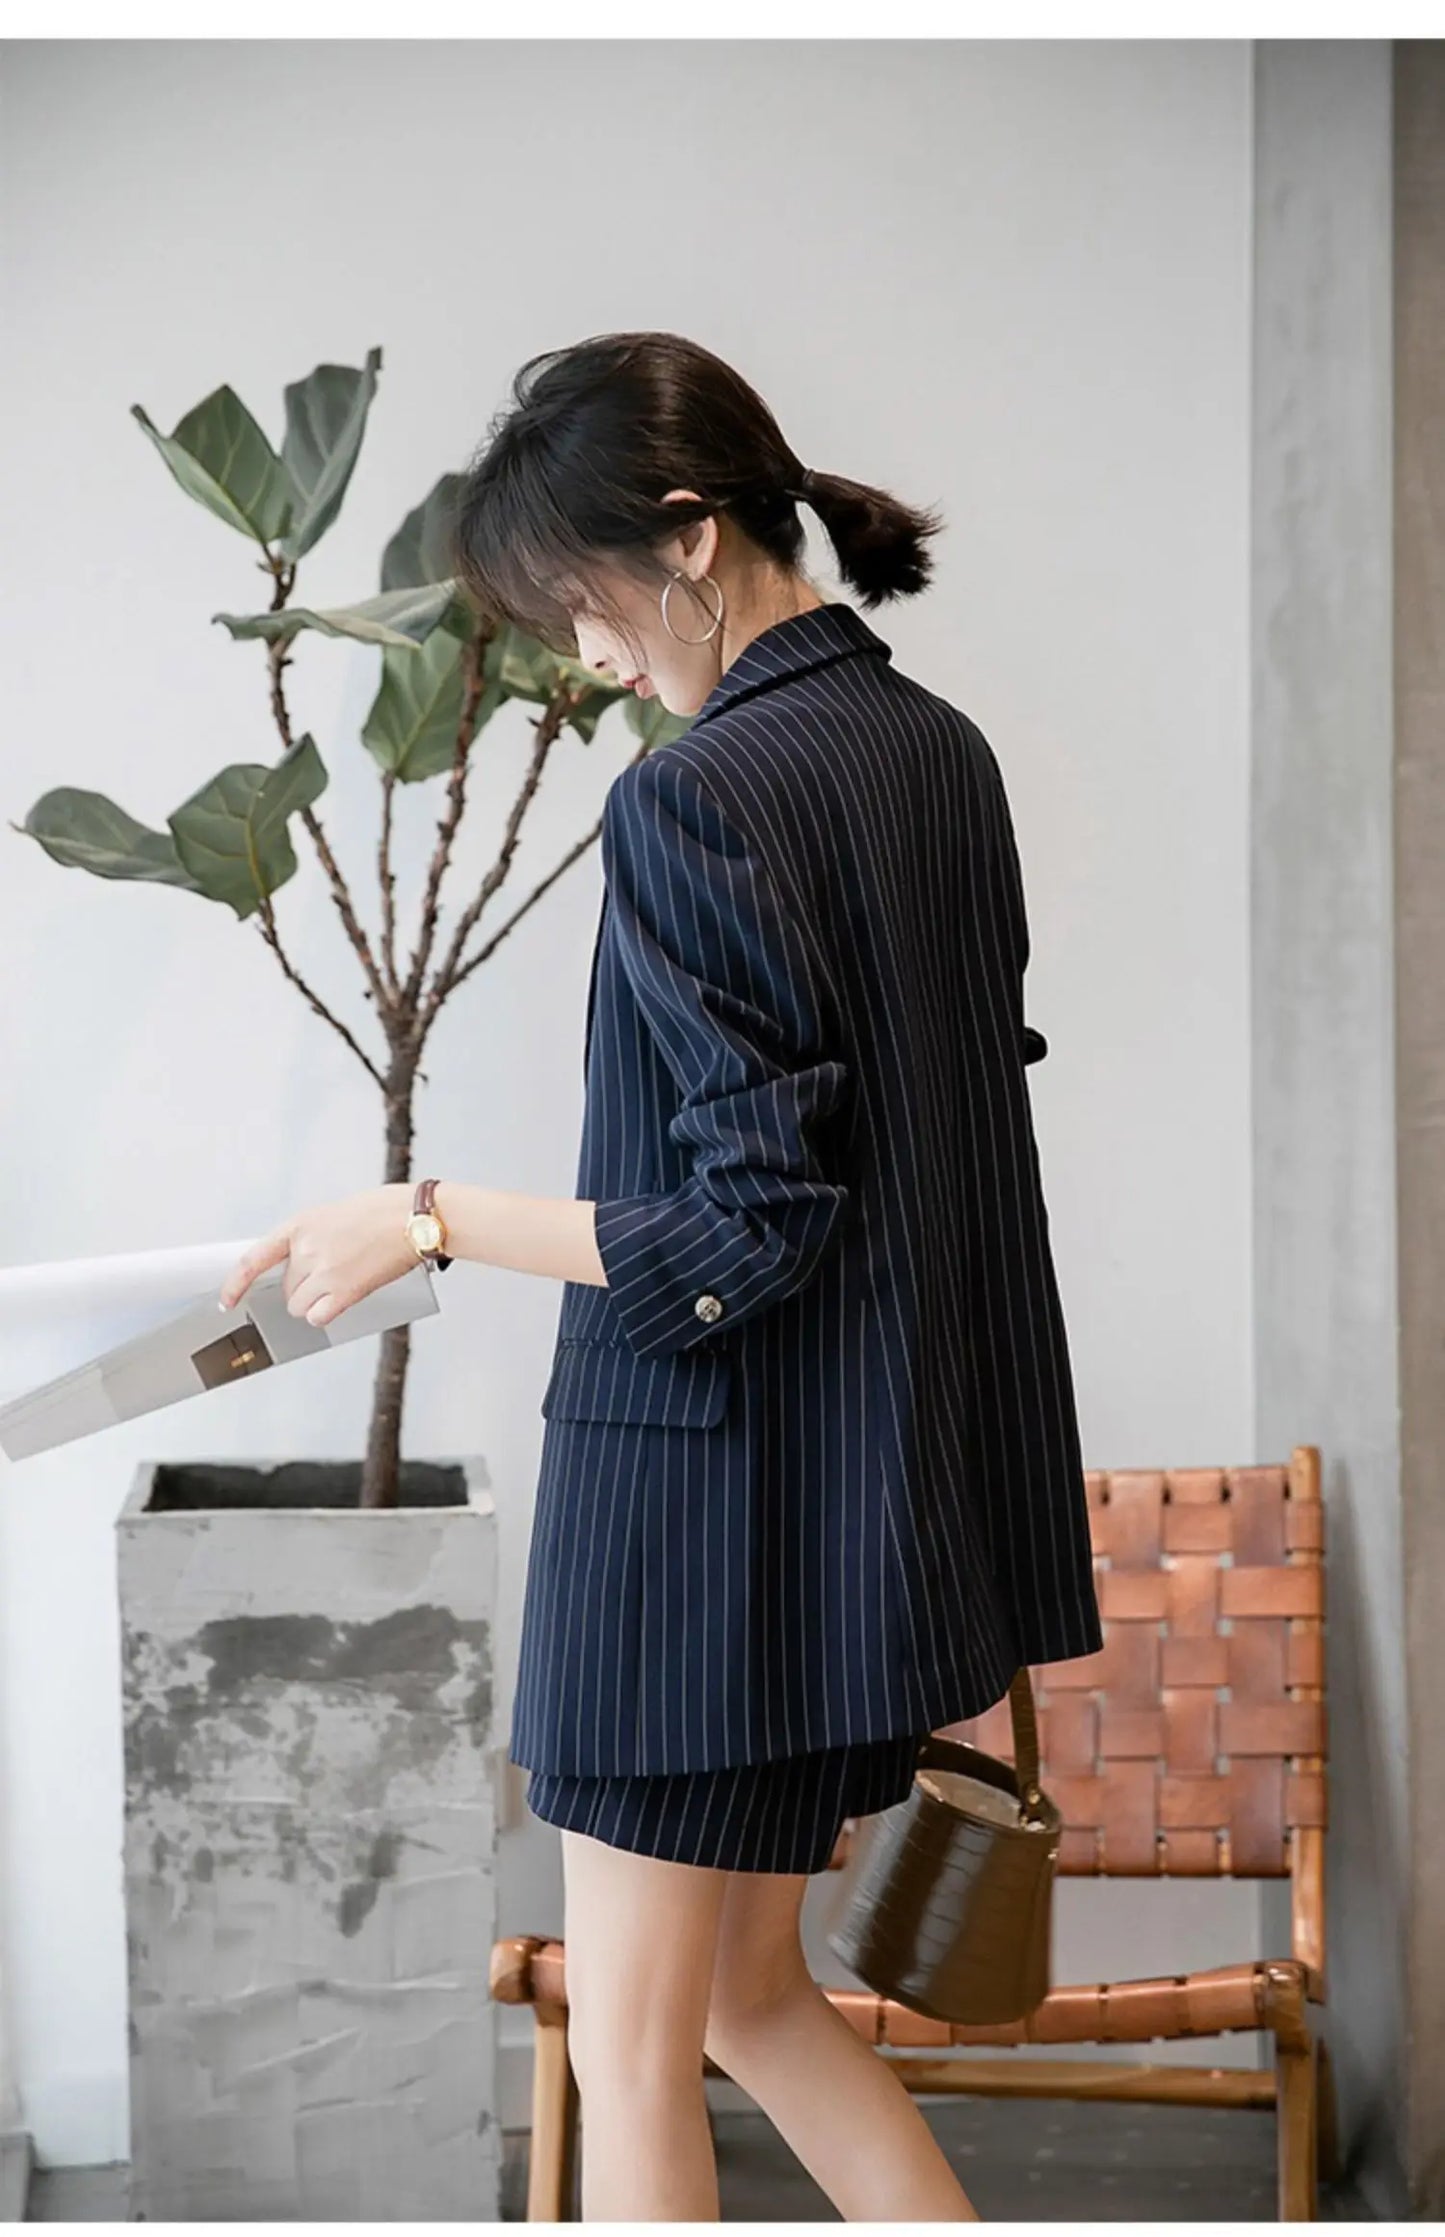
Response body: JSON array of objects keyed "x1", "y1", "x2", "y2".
[{"x1": 525, "y1": 1729, "x2": 928, "y2": 1874}]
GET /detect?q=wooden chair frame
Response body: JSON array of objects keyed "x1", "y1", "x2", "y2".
[{"x1": 491, "y1": 1441, "x2": 1339, "y2": 2220}]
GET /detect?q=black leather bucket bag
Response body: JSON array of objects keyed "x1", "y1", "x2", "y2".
[{"x1": 827, "y1": 1667, "x2": 1062, "y2": 2026}]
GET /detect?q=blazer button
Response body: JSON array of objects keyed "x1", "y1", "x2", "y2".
[{"x1": 693, "y1": 1293, "x2": 724, "y2": 1323}]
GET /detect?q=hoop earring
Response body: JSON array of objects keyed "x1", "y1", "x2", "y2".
[{"x1": 659, "y1": 569, "x2": 725, "y2": 645}]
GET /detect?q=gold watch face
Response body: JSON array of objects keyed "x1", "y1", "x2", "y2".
[{"x1": 408, "y1": 1212, "x2": 443, "y2": 1253}]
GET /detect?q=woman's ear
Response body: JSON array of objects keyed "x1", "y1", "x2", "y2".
[{"x1": 657, "y1": 494, "x2": 718, "y2": 578}]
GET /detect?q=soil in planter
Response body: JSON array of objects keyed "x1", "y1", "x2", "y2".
[{"x1": 146, "y1": 1460, "x2": 469, "y2": 1511}]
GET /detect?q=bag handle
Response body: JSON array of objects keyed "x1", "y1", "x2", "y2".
[{"x1": 1007, "y1": 1665, "x2": 1049, "y2": 1824}]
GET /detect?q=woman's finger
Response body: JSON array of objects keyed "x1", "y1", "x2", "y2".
[
  {"x1": 217, "y1": 1224, "x2": 293, "y2": 1310},
  {"x1": 284, "y1": 1268, "x2": 323, "y2": 1319}
]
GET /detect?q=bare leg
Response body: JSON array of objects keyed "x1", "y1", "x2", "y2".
[
  {"x1": 704, "y1": 1867, "x2": 983, "y2": 2221},
  {"x1": 560, "y1": 1825, "x2": 729, "y2": 2221}
]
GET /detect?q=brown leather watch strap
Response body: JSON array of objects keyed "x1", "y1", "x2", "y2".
[{"x1": 413, "y1": 1176, "x2": 453, "y2": 1271}]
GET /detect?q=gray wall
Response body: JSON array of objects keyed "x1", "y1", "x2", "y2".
[
  {"x1": 1251, "y1": 40, "x2": 1405, "y2": 2220},
  {"x1": 1393, "y1": 38, "x2": 1445, "y2": 2224},
  {"x1": 0, "y1": 35, "x2": 1313, "y2": 2170}
]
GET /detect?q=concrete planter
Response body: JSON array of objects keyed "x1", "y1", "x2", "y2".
[{"x1": 115, "y1": 1456, "x2": 500, "y2": 2222}]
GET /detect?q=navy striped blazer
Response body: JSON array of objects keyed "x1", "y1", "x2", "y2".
[{"x1": 508, "y1": 599, "x2": 1104, "y2": 1779}]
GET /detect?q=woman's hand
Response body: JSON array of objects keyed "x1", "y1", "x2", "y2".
[{"x1": 216, "y1": 1183, "x2": 419, "y2": 1328}]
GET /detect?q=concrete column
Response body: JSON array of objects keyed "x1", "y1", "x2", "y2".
[
  {"x1": 1251, "y1": 38, "x2": 1407, "y2": 2218},
  {"x1": 1393, "y1": 37, "x2": 1445, "y2": 2220}
]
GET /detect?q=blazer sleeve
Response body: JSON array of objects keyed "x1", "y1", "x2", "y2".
[
  {"x1": 977, "y1": 722, "x2": 1049, "y2": 1067},
  {"x1": 590, "y1": 751, "x2": 852, "y2": 1359}
]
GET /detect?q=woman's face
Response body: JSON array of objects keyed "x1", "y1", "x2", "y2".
[{"x1": 569, "y1": 499, "x2": 725, "y2": 719}]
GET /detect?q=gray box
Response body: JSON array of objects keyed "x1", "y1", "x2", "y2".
[{"x1": 0, "y1": 1261, "x2": 442, "y2": 1461}]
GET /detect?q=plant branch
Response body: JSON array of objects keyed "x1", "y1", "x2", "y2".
[
  {"x1": 378, "y1": 773, "x2": 400, "y2": 1002},
  {"x1": 252, "y1": 888, "x2": 386, "y2": 1090},
  {"x1": 413, "y1": 732, "x2": 654, "y2": 1056},
  {"x1": 395, "y1": 624, "x2": 497, "y2": 1020},
  {"x1": 417, "y1": 689, "x2": 583, "y2": 1031},
  {"x1": 257, "y1": 549, "x2": 394, "y2": 1024},
  {"x1": 298, "y1": 801, "x2": 393, "y2": 1018},
  {"x1": 422, "y1": 819, "x2": 603, "y2": 1018}
]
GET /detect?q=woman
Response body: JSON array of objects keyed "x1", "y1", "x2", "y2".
[{"x1": 220, "y1": 330, "x2": 1103, "y2": 2220}]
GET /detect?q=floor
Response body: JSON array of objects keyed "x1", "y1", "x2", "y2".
[
  {"x1": 704, "y1": 2096, "x2": 1368, "y2": 2223},
  {"x1": 24, "y1": 2097, "x2": 1370, "y2": 2221}
]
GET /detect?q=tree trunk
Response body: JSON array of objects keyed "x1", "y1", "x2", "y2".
[{"x1": 360, "y1": 1068, "x2": 419, "y2": 1510}]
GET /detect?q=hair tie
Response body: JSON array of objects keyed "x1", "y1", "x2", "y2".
[{"x1": 788, "y1": 465, "x2": 818, "y2": 502}]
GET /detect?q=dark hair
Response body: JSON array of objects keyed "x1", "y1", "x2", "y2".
[{"x1": 450, "y1": 329, "x2": 944, "y2": 664}]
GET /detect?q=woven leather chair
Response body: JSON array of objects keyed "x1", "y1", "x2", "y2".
[{"x1": 491, "y1": 1441, "x2": 1338, "y2": 2221}]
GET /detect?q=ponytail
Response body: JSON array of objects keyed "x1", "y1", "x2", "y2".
[{"x1": 790, "y1": 464, "x2": 943, "y2": 604}]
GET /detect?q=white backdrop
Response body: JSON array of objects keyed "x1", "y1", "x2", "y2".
[{"x1": 0, "y1": 39, "x2": 1255, "y2": 2162}]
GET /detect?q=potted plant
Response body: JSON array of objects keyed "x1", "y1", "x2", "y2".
[{"x1": 12, "y1": 346, "x2": 687, "y2": 2220}]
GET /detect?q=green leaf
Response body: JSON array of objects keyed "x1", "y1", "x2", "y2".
[
  {"x1": 495, "y1": 625, "x2": 625, "y2": 710},
  {"x1": 624, "y1": 692, "x2": 693, "y2": 750},
  {"x1": 362, "y1": 629, "x2": 470, "y2": 782},
  {"x1": 168, "y1": 733, "x2": 329, "y2": 919},
  {"x1": 382, "y1": 473, "x2": 467, "y2": 591},
  {"x1": 436, "y1": 588, "x2": 491, "y2": 642},
  {"x1": 213, "y1": 580, "x2": 457, "y2": 649},
  {"x1": 132, "y1": 387, "x2": 298, "y2": 546},
  {"x1": 493, "y1": 626, "x2": 553, "y2": 703},
  {"x1": 278, "y1": 346, "x2": 383, "y2": 561},
  {"x1": 554, "y1": 653, "x2": 622, "y2": 702},
  {"x1": 563, "y1": 683, "x2": 627, "y2": 744},
  {"x1": 477, "y1": 620, "x2": 632, "y2": 739},
  {"x1": 15, "y1": 789, "x2": 203, "y2": 890}
]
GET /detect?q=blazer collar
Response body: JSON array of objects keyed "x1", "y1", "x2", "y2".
[{"x1": 688, "y1": 599, "x2": 892, "y2": 729}]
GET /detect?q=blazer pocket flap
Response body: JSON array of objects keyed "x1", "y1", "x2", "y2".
[
  {"x1": 540, "y1": 1340, "x2": 731, "y2": 1428},
  {"x1": 1023, "y1": 1025, "x2": 1049, "y2": 1064}
]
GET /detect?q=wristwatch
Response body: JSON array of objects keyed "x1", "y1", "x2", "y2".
[{"x1": 404, "y1": 1177, "x2": 453, "y2": 1272}]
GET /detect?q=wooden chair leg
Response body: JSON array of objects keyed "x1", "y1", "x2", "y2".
[
  {"x1": 1276, "y1": 2033, "x2": 1321, "y2": 2221},
  {"x1": 1314, "y1": 2034, "x2": 1342, "y2": 2185},
  {"x1": 529, "y1": 1998, "x2": 580, "y2": 2222}
]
